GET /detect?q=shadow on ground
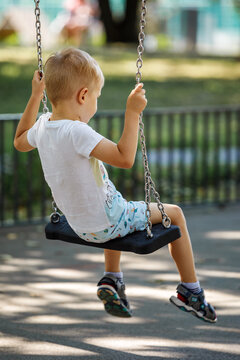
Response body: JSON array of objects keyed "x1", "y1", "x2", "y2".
[{"x1": 0, "y1": 205, "x2": 240, "y2": 359}]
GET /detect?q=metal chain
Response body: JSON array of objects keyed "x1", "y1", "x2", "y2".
[
  {"x1": 34, "y1": 0, "x2": 49, "y2": 114},
  {"x1": 136, "y1": 0, "x2": 171, "y2": 233},
  {"x1": 34, "y1": 0, "x2": 59, "y2": 219}
]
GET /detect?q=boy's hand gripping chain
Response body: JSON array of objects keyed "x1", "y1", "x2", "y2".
[
  {"x1": 136, "y1": 0, "x2": 171, "y2": 236},
  {"x1": 34, "y1": 0, "x2": 60, "y2": 222}
]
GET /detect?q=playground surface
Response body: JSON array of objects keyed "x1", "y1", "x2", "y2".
[{"x1": 0, "y1": 204, "x2": 239, "y2": 360}]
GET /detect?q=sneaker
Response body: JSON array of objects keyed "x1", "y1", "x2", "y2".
[
  {"x1": 170, "y1": 284, "x2": 217, "y2": 323},
  {"x1": 97, "y1": 274, "x2": 132, "y2": 318}
]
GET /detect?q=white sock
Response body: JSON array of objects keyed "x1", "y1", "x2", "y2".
[
  {"x1": 182, "y1": 281, "x2": 201, "y2": 293},
  {"x1": 181, "y1": 281, "x2": 208, "y2": 306},
  {"x1": 104, "y1": 271, "x2": 124, "y2": 284}
]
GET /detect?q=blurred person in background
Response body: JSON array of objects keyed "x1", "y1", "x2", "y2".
[{"x1": 61, "y1": 0, "x2": 94, "y2": 45}]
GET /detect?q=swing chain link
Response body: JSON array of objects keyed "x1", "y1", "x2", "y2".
[
  {"x1": 34, "y1": 0, "x2": 49, "y2": 114},
  {"x1": 34, "y1": 0, "x2": 59, "y2": 221},
  {"x1": 52, "y1": 200, "x2": 58, "y2": 213},
  {"x1": 136, "y1": 0, "x2": 171, "y2": 232}
]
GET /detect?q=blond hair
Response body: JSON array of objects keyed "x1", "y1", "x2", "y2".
[{"x1": 44, "y1": 48, "x2": 104, "y2": 106}]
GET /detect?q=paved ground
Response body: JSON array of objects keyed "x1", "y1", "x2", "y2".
[{"x1": 0, "y1": 204, "x2": 239, "y2": 360}]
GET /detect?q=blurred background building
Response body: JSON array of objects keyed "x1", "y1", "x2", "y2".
[
  {"x1": 157, "y1": 0, "x2": 240, "y2": 55},
  {"x1": 0, "y1": 0, "x2": 240, "y2": 55}
]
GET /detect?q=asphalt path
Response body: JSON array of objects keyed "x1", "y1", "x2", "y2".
[{"x1": 0, "y1": 204, "x2": 239, "y2": 359}]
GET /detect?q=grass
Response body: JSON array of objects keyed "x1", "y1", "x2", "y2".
[{"x1": 0, "y1": 45, "x2": 240, "y2": 113}]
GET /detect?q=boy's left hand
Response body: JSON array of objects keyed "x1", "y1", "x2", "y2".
[{"x1": 32, "y1": 70, "x2": 45, "y2": 99}]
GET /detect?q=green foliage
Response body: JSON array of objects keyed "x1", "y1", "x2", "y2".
[
  {"x1": 155, "y1": 34, "x2": 171, "y2": 50},
  {"x1": 0, "y1": 46, "x2": 240, "y2": 113},
  {"x1": 0, "y1": 64, "x2": 240, "y2": 114},
  {"x1": 2, "y1": 33, "x2": 19, "y2": 46}
]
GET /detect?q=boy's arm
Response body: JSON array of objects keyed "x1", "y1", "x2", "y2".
[
  {"x1": 90, "y1": 83, "x2": 147, "y2": 169},
  {"x1": 14, "y1": 71, "x2": 45, "y2": 152}
]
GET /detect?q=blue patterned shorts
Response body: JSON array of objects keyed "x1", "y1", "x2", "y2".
[{"x1": 78, "y1": 184, "x2": 147, "y2": 243}]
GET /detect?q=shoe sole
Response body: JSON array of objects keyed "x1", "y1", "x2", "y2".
[
  {"x1": 97, "y1": 287, "x2": 132, "y2": 318},
  {"x1": 169, "y1": 296, "x2": 217, "y2": 323}
]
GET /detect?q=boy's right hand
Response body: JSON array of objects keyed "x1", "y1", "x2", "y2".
[
  {"x1": 32, "y1": 70, "x2": 45, "y2": 99},
  {"x1": 126, "y1": 83, "x2": 147, "y2": 115}
]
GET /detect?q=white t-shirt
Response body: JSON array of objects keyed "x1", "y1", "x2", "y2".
[{"x1": 27, "y1": 112, "x2": 112, "y2": 233}]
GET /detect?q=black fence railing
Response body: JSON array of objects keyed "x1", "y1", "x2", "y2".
[{"x1": 1, "y1": 105, "x2": 240, "y2": 227}]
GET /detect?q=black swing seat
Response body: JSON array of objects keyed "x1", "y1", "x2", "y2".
[{"x1": 45, "y1": 215, "x2": 181, "y2": 255}]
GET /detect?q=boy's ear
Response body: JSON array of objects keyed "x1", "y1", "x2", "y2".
[{"x1": 77, "y1": 88, "x2": 88, "y2": 104}]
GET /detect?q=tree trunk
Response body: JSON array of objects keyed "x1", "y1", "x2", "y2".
[
  {"x1": 98, "y1": 0, "x2": 139, "y2": 43},
  {"x1": 183, "y1": 9, "x2": 198, "y2": 53}
]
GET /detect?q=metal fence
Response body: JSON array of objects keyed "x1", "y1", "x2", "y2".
[{"x1": 0, "y1": 105, "x2": 240, "y2": 227}]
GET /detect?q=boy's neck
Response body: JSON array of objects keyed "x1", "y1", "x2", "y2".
[
  {"x1": 50, "y1": 112, "x2": 81, "y2": 122},
  {"x1": 50, "y1": 104, "x2": 82, "y2": 122}
]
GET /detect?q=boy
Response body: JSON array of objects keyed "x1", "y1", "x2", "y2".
[{"x1": 14, "y1": 48, "x2": 217, "y2": 323}]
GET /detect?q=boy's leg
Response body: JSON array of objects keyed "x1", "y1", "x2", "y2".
[
  {"x1": 150, "y1": 203, "x2": 217, "y2": 323},
  {"x1": 150, "y1": 203, "x2": 197, "y2": 283},
  {"x1": 104, "y1": 249, "x2": 121, "y2": 273},
  {"x1": 97, "y1": 249, "x2": 132, "y2": 317}
]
